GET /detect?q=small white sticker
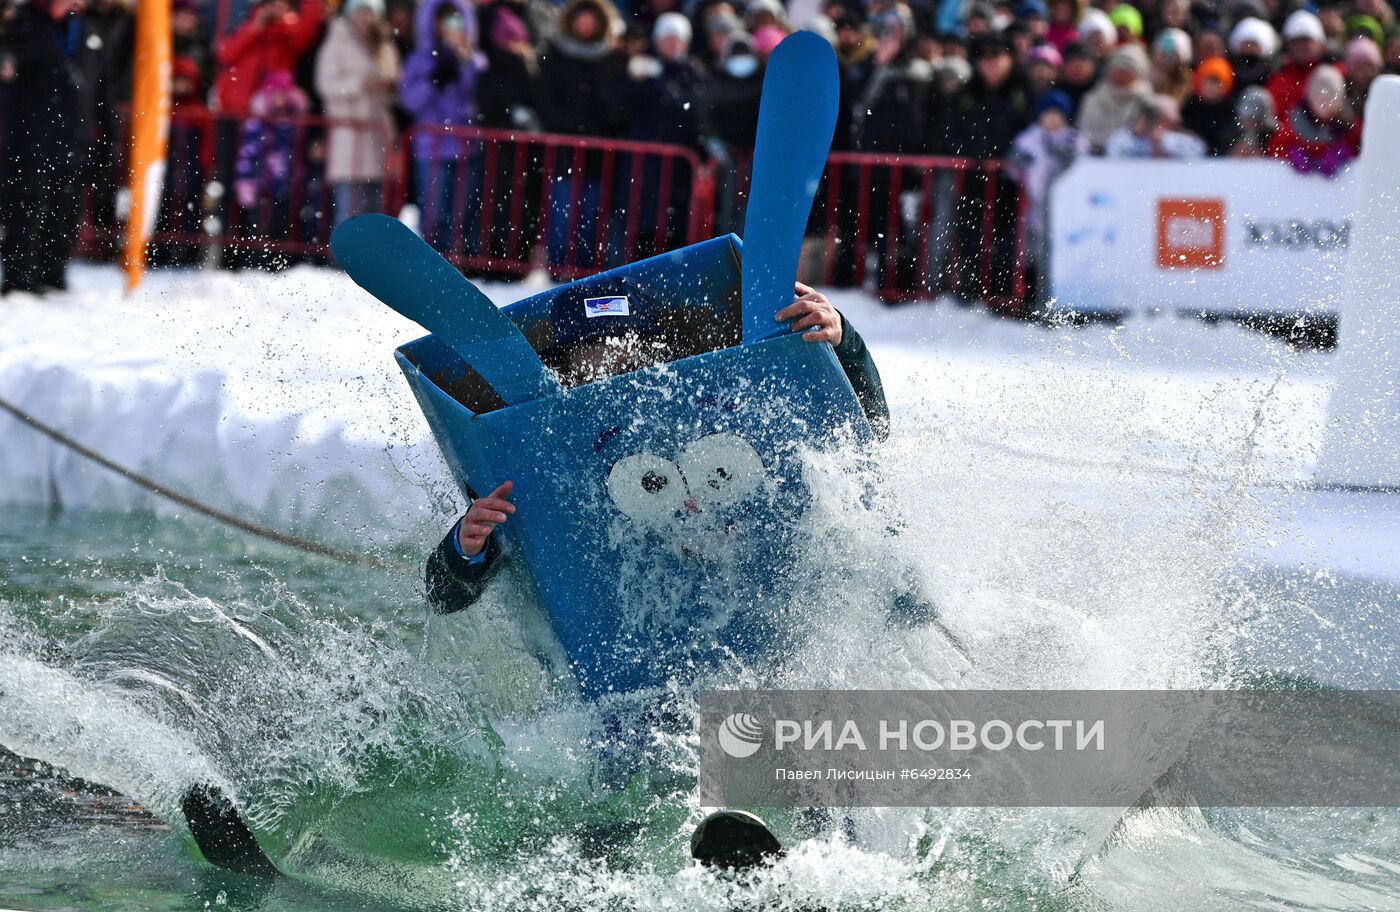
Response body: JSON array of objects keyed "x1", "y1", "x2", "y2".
[{"x1": 584, "y1": 295, "x2": 631, "y2": 318}]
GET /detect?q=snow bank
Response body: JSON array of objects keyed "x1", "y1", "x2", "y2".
[{"x1": 0, "y1": 263, "x2": 1334, "y2": 550}]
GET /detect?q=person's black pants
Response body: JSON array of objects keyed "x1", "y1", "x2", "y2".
[
  {"x1": 1, "y1": 168, "x2": 83, "y2": 294},
  {"x1": 953, "y1": 170, "x2": 1020, "y2": 301}
]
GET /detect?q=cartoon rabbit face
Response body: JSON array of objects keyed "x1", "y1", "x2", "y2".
[{"x1": 604, "y1": 433, "x2": 768, "y2": 548}]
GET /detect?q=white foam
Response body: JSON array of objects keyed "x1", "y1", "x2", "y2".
[{"x1": 1317, "y1": 76, "x2": 1400, "y2": 489}]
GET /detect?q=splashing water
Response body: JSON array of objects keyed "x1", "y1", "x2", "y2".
[{"x1": 2, "y1": 273, "x2": 1398, "y2": 911}]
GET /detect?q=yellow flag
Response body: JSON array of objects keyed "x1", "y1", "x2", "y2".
[{"x1": 123, "y1": 0, "x2": 173, "y2": 292}]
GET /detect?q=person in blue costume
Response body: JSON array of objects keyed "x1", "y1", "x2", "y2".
[{"x1": 424, "y1": 279, "x2": 889, "y2": 615}]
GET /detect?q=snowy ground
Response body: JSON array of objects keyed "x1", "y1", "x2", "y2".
[{"x1": 0, "y1": 262, "x2": 1395, "y2": 602}]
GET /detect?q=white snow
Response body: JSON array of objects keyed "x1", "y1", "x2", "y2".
[{"x1": 0, "y1": 262, "x2": 1393, "y2": 590}]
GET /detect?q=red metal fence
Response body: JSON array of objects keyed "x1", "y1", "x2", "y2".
[{"x1": 73, "y1": 111, "x2": 1027, "y2": 310}]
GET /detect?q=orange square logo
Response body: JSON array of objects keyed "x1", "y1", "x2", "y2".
[{"x1": 1156, "y1": 198, "x2": 1225, "y2": 269}]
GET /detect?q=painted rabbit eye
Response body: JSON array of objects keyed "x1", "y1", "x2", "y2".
[
  {"x1": 607, "y1": 453, "x2": 687, "y2": 524},
  {"x1": 677, "y1": 433, "x2": 764, "y2": 509}
]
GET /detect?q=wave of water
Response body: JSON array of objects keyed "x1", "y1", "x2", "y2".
[{"x1": 2, "y1": 287, "x2": 1399, "y2": 909}]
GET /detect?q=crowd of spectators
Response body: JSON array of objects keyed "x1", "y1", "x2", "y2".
[{"x1": 1, "y1": 0, "x2": 1397, "y2": 297}]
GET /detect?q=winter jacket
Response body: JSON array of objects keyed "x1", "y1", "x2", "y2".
[
  {"x1": 1180, "y1": 96, "x2": 1237, "y2": 155},
  {"x1": 0, "y1": 4, "x2": 92, "y2": 178},
  {"x1": 1011, "y1": 122, "x2": 1084, "y2": 212},
  {"x1": 621, "y1": 56, "x2": 705, "y2": 149},
  {"x1": 399, "y1": 0, "x2": 486, "y2": 163},
  {"x1": 78, "y1": 2, "x2": 132, "y2": 120},
  {"x1": 947, "y1": 73, "x2": 1034, "y2": 160},
  {"x1": 235, "y1": 86, "x2": 311, "y2": 201},
  {"x1": 213, "y1": 0, "x2": 327, "y2": 116},
  {"x1": 536, "y1": 1, "x2": 627, "y2": 139},
  {"x1": 849, "y1": 55, "x2": 932, "y2": 154},
  {"x1": 1267, "y1": 101, "x2": 1361, "y2": 176},
  {"x1": 315, "y1": 18, "x2": 399, "y2": 182},
  {"x1": 425, "y1": 314, "x2": 891, "y2": 615},
  {"x1": 1077, "y1": 79, "x2": 1151, "y2": 152},
  {"x1": 700, "y1": 65, "x2": 763, "y2": 152},
  {"x1": 476, "y1": 0, "x2": 540, "y2": 130},
  {"x1": 1266, "y1": 59, "x2": 1339, "y2": 130}
]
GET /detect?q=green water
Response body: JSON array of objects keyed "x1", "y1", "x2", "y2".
[
  {"x1": 0, "y1": 505, "x2": 709, "y2": 910},
  {"x1": 5, "y1": 504, "x2": 1400, "y2": 912}
]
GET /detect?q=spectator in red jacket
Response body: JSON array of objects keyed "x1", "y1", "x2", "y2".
[
  {"x1": 213, "y1": 0, "x2": 326, "y2": 117},
  {"x1": 1269, "y1": 64, "x2": 1361, "y2": 177},
  {"x1": 1267, "y1": 10, "x2": 1333, "y2": 124}
]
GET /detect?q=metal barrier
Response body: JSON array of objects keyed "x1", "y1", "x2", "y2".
[
  {"x1": 400, "y1": 124, "x2": 713, "y2": 280},
  {"x1": 77, "y1": 108, "x2": 401, "y2": 268},
  {"x1": 71, "y1": 111, "x2": 1027, "y2": 310},
  {"x1": 711, "y1": 149, "x2": 1029, "y2": 313}
]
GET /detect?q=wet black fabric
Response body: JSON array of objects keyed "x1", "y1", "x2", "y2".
[
  {"x1": 0, "y1": 5, "x2": 92, "y2": 294},
  {"x1": 425, "y1": 512, "x2": 503, "y2": 615}
]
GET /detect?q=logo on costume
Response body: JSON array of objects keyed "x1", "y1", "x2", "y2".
[
  {"x1": 584, "y1": 295, "x2": 631, "y2": 318},
  {"x1": 718, "y1": 712, "x2": 765, "y2": 758}
]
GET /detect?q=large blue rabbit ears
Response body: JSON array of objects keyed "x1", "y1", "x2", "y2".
[
  {"x1": 332, "y1": 32, "x2": 839, "y2": 402},
  {"x1": 740, "y1": 31, "x2": 841, "y2": 344},
  {"x1": 332, "y1": 214, "x2": 561, "y2": 406}
]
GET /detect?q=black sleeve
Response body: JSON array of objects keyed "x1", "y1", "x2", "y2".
[
  {"x1": 425, "y1": 523, "x2": 503, "y2": 615},
  {"x1": 833, "y1": 313, "x2": 890, "y2": 441}
]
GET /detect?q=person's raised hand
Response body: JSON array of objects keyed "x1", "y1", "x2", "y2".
[
  {"x1": 457, "y1": 480, "x2": 515, "y2": 556},
  {"x1": 775, "y1": 282, "x2": 843, "y2": 346}
]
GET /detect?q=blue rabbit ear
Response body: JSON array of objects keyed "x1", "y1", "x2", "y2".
[
  {"x1": 740, "y1": 31, "x2": 840, "y2": 345},
  {"x1": 332, "y1": 214, "x2": 561, "y2": 406}
]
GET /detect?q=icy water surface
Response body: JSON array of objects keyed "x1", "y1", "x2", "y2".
[{"x1": 3, "y1": 451, "x2": 1399, "y2": 911}]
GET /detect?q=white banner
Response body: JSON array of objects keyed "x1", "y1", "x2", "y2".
[{"x1": 1049, "y1": 159, "x2": 1357, "y2": 317}]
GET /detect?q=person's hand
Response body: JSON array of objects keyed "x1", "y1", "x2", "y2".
[
  {"x1": 775, "y1": 281, "x2": 843, "y2": 346},
  {"x1": 457, "y1": 480, "x2": 515, "y2": 556}
]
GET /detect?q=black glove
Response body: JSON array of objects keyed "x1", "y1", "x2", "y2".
[{"x1": 430, "y1": 51, "x2": 461, "y2": 89}]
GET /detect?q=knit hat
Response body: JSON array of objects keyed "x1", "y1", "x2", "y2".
[
  {"x1": 1108, "y1": 3, "x2": 1143, "y2": 38},
  {"x1": 1234, "y1": 84, "x2": 1277, "y2": 128},
  {"x1": 934, "y1": 55, "x2": 973, "y2": 85},
  {"x1": 1016, "y1": 0, "x2": 1048, "y2": 19},
  {"x1": 970, "y1": 32, "x2": 1014, "y2": 59},
  {"x1": 1228, "y1": 16, "x2": 1278, "y2": 56},
  {"x1": 653, "y1": 11, "x2": 692, "y2": 44},
  {"x1": 1307, "y1": 62, "x2": 1345, "y2": 97},
  {"x1": 744, "y1": 0, "x2": 786, "y2": 28},
  {"x1": 707, "y1": 11, "x2": 743, "y2": 38},
  {"x1": 1062, "y1": 39, "x2": 1092, "y2": 60},
  {"x1": 1034, "y1": 88, "x2": 1074, "y2": 119},
  {"x1": 1078, "y1": 8, "x2": 1116, "y2": 44},
  {"x1": 1345, "y1": 14, "x2": 1383, "y2": 46},
  {"x1": 1026, "y1": 42, "x2": 1063, "y2": 68},
  {"x1": 1344, "y1": 35, "x2": 1383, "y2": 68},
  {"x1": 1106, "y1": 43, "x2": 1149, "y2": 78},
  {"x1": 1281, "y1": 9, "x2": 1324, "y2": 43},
  {"x1": 752, "y1": 23, "x2": 786, "y2": 55},
  {"x1": 966, "y1": 1, "x2": 997, "y2": 22},
  {"x1": 489, "y1": 7, "x2": 529, "y2": 46},
  {"x1": 873, "y1": 3, "x2": 914, "y2": 38},
  {"x1": 1193, "y1": 55, "x2": 1234, "y2": 94},
  {"x1": 1153, "y1": 27, "x2": 1191, "y2": 61}
]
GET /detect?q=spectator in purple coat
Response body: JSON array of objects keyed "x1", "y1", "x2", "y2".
[{"x1": 399, "y1": 0, "x2": 484, "y2": 253}]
